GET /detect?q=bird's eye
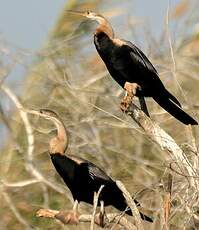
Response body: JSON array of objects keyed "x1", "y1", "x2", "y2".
[{"x1": 87, "y1": 11, "x2": 90, "y2": 15}]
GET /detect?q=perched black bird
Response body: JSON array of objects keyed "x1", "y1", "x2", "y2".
[
  {"x1": 29, "y1": 109, "x2": 153, "y2": 223},
  {"x1": 68, "y1": 10, "x2": 197, "y2": 125}
]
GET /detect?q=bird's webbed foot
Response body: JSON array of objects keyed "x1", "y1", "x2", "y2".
[
  {"x1": 55, "y1": 200, "x2": 79, "y2": 225},
  {"x1": 120, "y1": 82, "x2": 141, "y2": 112},
  {"x1": 95, "y1": 201, "x2": 106, "y2": 227}
]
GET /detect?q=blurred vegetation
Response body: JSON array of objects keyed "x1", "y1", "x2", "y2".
[{"x1": 0, "y1": 0, "x2": 199, "y2": 229}]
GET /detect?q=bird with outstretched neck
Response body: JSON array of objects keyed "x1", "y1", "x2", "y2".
[
  {"x1": 67, "y1": 10, "x2": 198, "y2": 125},
  {"x1": 28, "y1": 109, "x2": 153, "y2": 223}
]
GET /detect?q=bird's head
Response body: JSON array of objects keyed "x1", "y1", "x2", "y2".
[
  {"x1": 83, "y1": 11, "x2": 105, "y2": 23},
  {"x1": 39, "y1": 109, "x2": 59, "y2": 122},
  {"x1": 26, "y1": 109, "x2": 68, "y2": 155},
  {"x1": 67, "y1": 10, "x2": 104, "y2": 22},
  {"x1": 67, "y1": 10, "x2": 114, "y2": 38}
]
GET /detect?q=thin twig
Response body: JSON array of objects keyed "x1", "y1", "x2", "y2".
[
  {"x1": 2, "y1": 179, "x2": 39, "y2": 188},
  {"x1": 116, "y1": 180, "x2": 144, "y2": 230},
  {"x1": 163, "y1": 173, "x2": 172, "y2": 230},
  {"x1": 2, "y1": 191, "x2": 32, "y2": 229},
  {"x1": 90, "y1": 185, "x2": 104, "y2": 230},
  {"x1": 166, "y1": 0, "x2": 186, "y2": 99},
  {"x1": 1, "y1": 85, "x2": 34, "y2": 162},
  {"x1": 1, "y1": 84, "x2": 67, "y2": 195}
]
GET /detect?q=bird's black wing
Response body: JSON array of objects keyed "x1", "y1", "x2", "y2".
[
  {"x1": 123, "y1": 40, "x2": 158, "y2": 75},
  {"x1": 110, "y1": 39, "x2": 164, "y2": 91},
  {"x1": 67, "y1": 155, "x2": 113, "y2": 183},
  {"x1": 115, "y1": 40, "x2": 182, "y2": 107},
  {"x1": 87, "y1": 162, "x2": 114, "y2": 184}
]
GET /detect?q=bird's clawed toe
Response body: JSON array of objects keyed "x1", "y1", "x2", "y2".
[
  {"x1": 36, "y1": 208, "x2": 79, "y2": 225},
  {"x1": 120, "y1": 95, "x2": 133, "y2": 112},
  {"x1": 36, "y1": 208, "x2": 58, "y2": 218},
  {"x1": 124, "y1": 82, "x2": 140, "y2": 96},
  {"x1": 121, "y1": 82, "x2": 141, "y2": 112}
]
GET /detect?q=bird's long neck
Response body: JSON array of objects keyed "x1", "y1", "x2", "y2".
[
  {"x1": 55, "y1": 120, "x2": 67, "y2": 142},
  {"x1": 95, "y1": 17, "x2": 114, "y2": 39},
  {"x1": 49, "y1": 118, "x2": 69, "y2": 155}
]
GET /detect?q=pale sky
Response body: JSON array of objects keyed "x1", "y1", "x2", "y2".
[
  {"x1": 0, "y1": 0, "x2": 66, "y2": 49},
  {"x1": 0, "y1": 0, "x2": 180, "y2": 50},
  {"x1": 0, "y1": 0, "x2": 187, "y2": 146}
]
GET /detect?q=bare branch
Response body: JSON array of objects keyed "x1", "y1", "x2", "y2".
[
  {"x1": 163, "y1": 173, "x2": 172, "y2": 230},
  {"x1": 126, "y1": 103, "x2": 198, "y2": 188},
  {"x1": 36, "y1": 208, "x2": 136, "y2": 229},
  {"x1": 90, "y1": 185, "x2": 104, "y2": 230},
  {"x1": 2, "y1": 191, "x2": 31, "y2": 229},
  {"x1": 166, "y1": 0, "x2": 187, "y2": 102},
  {"x1": 1, "y1": 84, "x2": 67, "y2": 195},
  {"x1": 2, "y1": 179, "x2": 39, "y2": 188},
  {"x1": 116, "y1": 180, "x2": 144, "y2": 230},
  {"x1": 1, "y1": 85, "x2": 34, "y2": 162}
]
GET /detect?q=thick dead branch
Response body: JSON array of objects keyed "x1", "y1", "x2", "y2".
[
  {"x1": 126, "y1": 103, "x2": 198, "y2": 188},
  {"x1": 36, "y1": 182, "x2": 145, "y2": 229},
  {"x1": 36, "y1": 208, "x2": 136, "y2": 229}
]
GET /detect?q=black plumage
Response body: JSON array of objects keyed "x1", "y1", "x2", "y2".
[
  {"x1": 94, "y1": 33, "x2": 197, "y2": 125},
  {"x1": 30, "y1": 109, "x2": 152, "y2": 222},
  {"x1": 51, "y1": 153, "x2": 152, "y2": 222},
  {"x1": 69, "y1": 11, "x2": 197, "y2": 125}
]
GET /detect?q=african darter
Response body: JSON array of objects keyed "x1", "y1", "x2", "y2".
[
  {"x1": 68, "y1": 10, "x2": 197, "y2": 125},
  {"x1": 28, "y1": 109, "x2": 153, "y2": 223}
]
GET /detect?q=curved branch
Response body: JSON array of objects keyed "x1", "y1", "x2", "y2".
[{"x1": 1, "y1": 84, "x2": 66, "y2": 194}]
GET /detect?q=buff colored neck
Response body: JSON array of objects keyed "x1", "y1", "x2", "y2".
[
  {"x1": 49, "y1": 117, "x2": 68, "y2": 155},
  {"x1": 95, "y1": 17, "x2": 114, "y2": 39}
]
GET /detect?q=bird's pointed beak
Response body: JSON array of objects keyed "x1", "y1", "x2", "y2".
[
  {"x1": 66, "y1": 10, "x2": 87, "y2": 17},
  {"x1": 25, "y1": 109, "x2": 42, "y2": 117},
  {"x1": 25, "y1": 109, "x2": 54, "y2": 121}
]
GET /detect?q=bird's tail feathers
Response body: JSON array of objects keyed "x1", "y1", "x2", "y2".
[
  {"x1": 125, "y1": 207, "x2": 153, "y2": 222},
  {"x1": 114, "y1": 198, "x2": 153, "y2": 222},
  {"x1": 164, "y1": 90, "x2": 182, "y2": 107},
  {"x1": 153, "y1": 95, "x2": 198, "y2": 125}
]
